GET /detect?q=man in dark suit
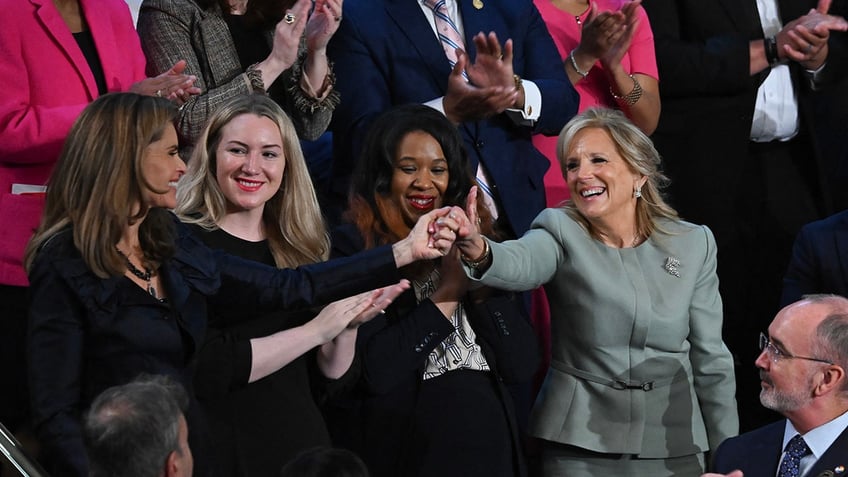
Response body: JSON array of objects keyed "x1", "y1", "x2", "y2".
[
  {"x1": 326, "y1": 0, "x2": 578, "y2": 238},
  {"x1": 782, "y1": 210, "x2": 848, "y2": 306},
  {"x1": 704, "y1": 295, "x2": 848, "y2": 477},
  {"x1": 642, "y1": 0, "x2": 848, "y2": 430}
]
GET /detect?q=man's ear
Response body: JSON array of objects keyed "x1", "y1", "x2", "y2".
[{"x1": 164, "y1": 450, "x2": 179, "y2": 477}]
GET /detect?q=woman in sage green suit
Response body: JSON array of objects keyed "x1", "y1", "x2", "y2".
[{"x1": 454, "y1": 108, "x2": 738, "y2": 476}]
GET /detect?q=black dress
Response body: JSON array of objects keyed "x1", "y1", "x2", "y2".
[{"x1": 193, "y1": 227, "x2": 352, "y2": 475}]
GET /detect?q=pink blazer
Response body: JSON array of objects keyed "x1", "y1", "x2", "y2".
[{"x1": 0, "y1": 0, "x2": 146, "y2": 286}]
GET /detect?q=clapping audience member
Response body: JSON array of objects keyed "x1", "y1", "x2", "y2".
[
  {"x1": 24, "y1": 93, "x2": 456, "y2": 477},
  {"x1": 326, "y1": 0, "x2": 578, "y2": 233},
  {"x1": 84, "y1": 375, "x2": 193, "y2": 477},
  {"x1": 532, "y1": 0, "x2": 659, "y2": 206},
  {"x1": 453, "y1": 108, "x2": 737, "y2": 476},
  {"x1": 176, "y1": 94, "x2": 392, "y2": 474},
  {"x1": 0, "y1": 0, "x2": 197, "y2": 435},
  {"x1": 331, "y1": 105, "x2": 540, "y2": 477},
  {"x1": 138, "y1": 0, "x2": 342, "y2": 154},
  {"x1": 643, "y1": 0, "x2": 848, "y2": 430},
  {"x1": 705, "y1": 295, "x2": 848, "y2": 477}
]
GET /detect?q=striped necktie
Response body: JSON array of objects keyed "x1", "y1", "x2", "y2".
[{"x1": 424, "y1": 0, "x2": 499, "y2": 219}]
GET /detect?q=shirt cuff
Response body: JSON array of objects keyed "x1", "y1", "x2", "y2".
[
  {"x1": 424, "y1": 97, "x2": 446, "y2": 115},
  {"x1": 804, "y1": 61, "x2": 827, "y2": 90},
  {"x1": 504, "y1": 79, "x2": 541, "y2": 127}
]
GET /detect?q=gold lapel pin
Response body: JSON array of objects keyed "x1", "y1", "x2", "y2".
[{"x1": 473, "y1": 0, "x2": 483, "y2": 9}]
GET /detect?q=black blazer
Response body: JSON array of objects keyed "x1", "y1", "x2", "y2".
[
  {"x1": 642, "y1": 0, "x2": 847, "y2": 230},
  {"x1": 330, "y1": 224, "x2": 541, "y2": 477},
  {"x1": 782, "y1": 210, "x2": 848, "y2": 306},
  {"x1": 712, "y1": 419, "x2": 848, "y2": 477},
  {"x1": 27, "y1": 215, "x2": 402, "y2": 477}
]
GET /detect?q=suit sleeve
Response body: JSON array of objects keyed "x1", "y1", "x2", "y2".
[
  {"x1": 780, "y1": 224, "x2": 820, "y2": 307},
  {"x1": 27, "y1": 253, "x2": 89, "y2": 477},
  {"x1": 470, "y1": 211, "x2": 563, "y2": 291},
  {"x1": 688, "y1": 226, "x2": 739, "y2": 451},
  {"x1": 641, "y1": 0, "x2": 752, "y2": 97}
]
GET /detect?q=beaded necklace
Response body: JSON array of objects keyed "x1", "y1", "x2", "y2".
[{"x1": 116, "y1": 248, "x2": 158, "y2": 300}]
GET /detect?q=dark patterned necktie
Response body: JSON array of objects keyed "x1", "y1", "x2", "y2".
[{"x1": 778, "y1": 434, "x2": 811, "y2": 477}]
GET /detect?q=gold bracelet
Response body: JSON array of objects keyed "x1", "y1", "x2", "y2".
[
  {"x1": 461, "y1": 239, "x2": 491, "y2": 269},
  {"x1": 610, "y1": 74, "x2": 643, "y2": 106}
]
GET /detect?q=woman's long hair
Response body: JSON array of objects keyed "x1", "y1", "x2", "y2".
[
  {"x1": 556, "y1": 107, "x2": 679, "y2": 240},
  {"x1": 24, "y1": 93, "x2": 178, "y2": 278},
  {"x1": 177, "y1": 94, "x2": 329, "y2": 267},
  {"x1": 346, "y1": 104, "x2": 496, "y2": 250}
]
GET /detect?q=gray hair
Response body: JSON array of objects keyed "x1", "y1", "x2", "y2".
[{"x1": 84, "y1": 375, "x2": 188, "y2": 477}]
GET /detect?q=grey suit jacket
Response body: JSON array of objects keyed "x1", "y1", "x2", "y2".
[
  {"x1": 472, "y1": 209, "x2": 738, "y2": 457},
  {"x1": 137, "y1": 0, "x2": 337, "y2": 147}
]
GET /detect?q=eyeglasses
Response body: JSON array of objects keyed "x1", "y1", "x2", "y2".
[{"x1": 759, "y1": 332, "x2": 833, "y2": 365}]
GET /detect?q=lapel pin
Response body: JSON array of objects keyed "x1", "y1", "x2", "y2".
[
  {"x1": 473, "y1": 0, "x2": 483, "y2": 9},
  {"x1": 835, "y1": 466, "x2": 845, "y2": 474},
  {"x1": 664, "y1": 257, "x2": 681, "y2": 277}
]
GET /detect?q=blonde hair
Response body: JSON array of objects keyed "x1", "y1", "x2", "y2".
[
  {"x1": 24, "y1": 93, "x2": 178, "y2": 278},
  {"x1": 556, "y1": 107, "x2": 678, "y2": 239},
  {"x1": 176, "y1": 94, "x2": 329, "y2": 267}
]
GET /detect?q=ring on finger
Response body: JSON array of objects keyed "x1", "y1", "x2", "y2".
[
  {"x1": 155, "y1": 89, "x2": 163, "y2": 97},
  {"x1": 805, "y1": 43, "x2": 814, "y2": 54},
  {"x1": 284, "y1": 12, "x2": 296, "y2": 24}
]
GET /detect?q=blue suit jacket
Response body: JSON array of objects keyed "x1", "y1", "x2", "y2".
[
  {"x1": 782, "y1": 210, "x2": 848, "y2": 306},
  {"x1": 327, "y1": 0, "x2": 578, "y2": 237},
  {"x1": 712, "y1": 420, "x2": 848, "y2": 477}
]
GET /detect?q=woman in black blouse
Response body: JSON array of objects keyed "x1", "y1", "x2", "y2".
[{"x1": 176, "y1": 93, "x2": 380, "y2": 474}]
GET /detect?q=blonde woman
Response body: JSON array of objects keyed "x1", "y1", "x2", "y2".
[{"x1": 177, "y1": 94, "x2": 362, "y2": 473}]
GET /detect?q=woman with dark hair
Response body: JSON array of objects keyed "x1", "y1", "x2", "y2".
[
  {"x1": 138, "y1": 0, "x2": 341, "y2": 152},
  {"x1": 176, "y1": 94, "x2": 366, "y2": 474},
  {"x1": 332, "y1": 104, "x2": 540, "y2": 477},
  {"x1": 24, "y1": 93, "x2": 455, "y2": 477}
]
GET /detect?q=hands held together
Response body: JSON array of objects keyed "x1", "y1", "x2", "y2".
[
  {"x1": 444, "y1": 32, "x2": 523, "y2": 123},
  {"x1": 776, "y1": 0, "x2": 848, "y2": 70},
  {"x1": 570, "y1": 0, "x2": 641, "y2": 78}
]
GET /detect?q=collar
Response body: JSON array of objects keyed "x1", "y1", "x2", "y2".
[{"x1": 784, "y1": 409, "x2": 848, "y2": 459}]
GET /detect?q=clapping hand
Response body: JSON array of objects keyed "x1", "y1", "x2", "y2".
[
  {"x1": 306, "y1": 0, "x2": 343, "y2": 54},
  {"x1": 778, "y1": 0, "x2": 848, "y2": 69},
  {"x1": 130, "y1": 60, "x2": 201, "y2": 106}
]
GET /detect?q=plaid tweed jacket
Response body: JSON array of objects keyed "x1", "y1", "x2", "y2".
[{"x1": 137, "y1": 0, "x2": 338, "y2": 149}]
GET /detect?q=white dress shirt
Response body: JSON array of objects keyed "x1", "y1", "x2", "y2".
[{"x1": 781, "y1": 410, "x2": 848, "y2": 477}]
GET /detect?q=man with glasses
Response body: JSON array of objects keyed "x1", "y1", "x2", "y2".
[{"x1": 703, "y1": 294, "x2": 848, "y2": 477}]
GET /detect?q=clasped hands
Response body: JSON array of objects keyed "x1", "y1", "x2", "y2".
[
  {"x1": 571, "y1": 0, "x2": 641, "y2": 76},
  {"x1": 776, "y1": 0, "x2": 848, "y2": 70},
  {"x1": 443, "y1": 32, "x2": 523, "y2": 124}
]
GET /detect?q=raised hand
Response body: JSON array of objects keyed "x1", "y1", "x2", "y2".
[
  {"x1": 601, "y1": 0, "x2": 642, "y2": 70},
  {"x1": 778, "y1": 0, "x2": 847, "y2": 69},
  {"x1": 260, "y1": 0, "x2": 311, "y2": 86},
  {"x1": 392, "y1": 207, "x2": 458, "y2": 266},
  {"x1": 306, "y1": 0, "x2": 343, "y2": 54},
  {"x1": 465, "y1": 32, "x2": 515, "y2": 89},
  {"x1": 576, "y1": 4, "x2": 627, "y2": 64},
  {"x1": 443, "y1": 49, "x2": 517, "y2": 123},
  {"x1": 130, "y1": 60, "x2": 200, "y2": 105}
]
